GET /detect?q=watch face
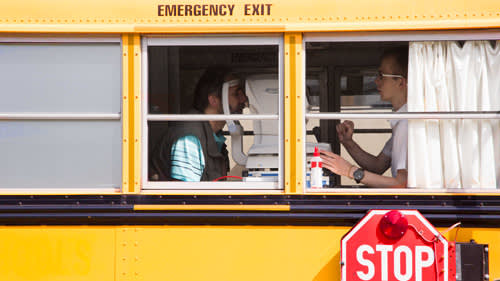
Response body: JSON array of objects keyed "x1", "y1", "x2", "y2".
[{"x1": 354, "y1": 169, "x2": 364, "y2": 183}]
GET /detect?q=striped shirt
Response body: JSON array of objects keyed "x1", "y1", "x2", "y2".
[{"x1": 170, "y1": 133, "x2": 226, "y2": 181}]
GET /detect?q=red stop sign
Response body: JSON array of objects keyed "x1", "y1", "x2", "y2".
[{"x1": 341, "y1": 210, "x2": 455, "y2": 281}]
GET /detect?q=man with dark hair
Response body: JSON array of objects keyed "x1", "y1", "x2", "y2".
[
  {"x1": 321, "y1": 47, "x2": 409, "y2": 188},
  {"x1": 150, "y1": 66, "x2": 248, "y2": 181}
]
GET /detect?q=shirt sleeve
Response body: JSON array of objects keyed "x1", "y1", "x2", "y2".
[
  {"x1": 381, "y1": 136, "x2": 393, "y2": 157},
  {"x1": 170, "y1": 135, "x2": 205, "y2": 181},
  {"x1": 391, "y1": 120, "x2": 408, "y2": 174}
]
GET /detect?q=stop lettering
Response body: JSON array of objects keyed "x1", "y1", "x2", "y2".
[
  {"x1": 341, "y1": 210, "x2": 454, "y2": 281},
  {"x1": 355, "y1": 244, "x2": 434, "y2": 281}
]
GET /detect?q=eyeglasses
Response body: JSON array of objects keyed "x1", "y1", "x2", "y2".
[{"x1": 377, "y1": 71, "x2": 404, "y2": 80}]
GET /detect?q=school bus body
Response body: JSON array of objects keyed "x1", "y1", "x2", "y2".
[
  {"x1": 1, "y1": 0, "x2": 499, "y2": 33},
  {"x1": 0, "y1": 0, "x2": 499, "y2": 280},
  {"x1": 1, "y1": 225, "x2": 497, "y2": 281}
]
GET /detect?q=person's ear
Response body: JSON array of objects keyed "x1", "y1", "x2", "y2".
[{"x1": 399, "y1": 77, "x2": 407, "y2": 89}]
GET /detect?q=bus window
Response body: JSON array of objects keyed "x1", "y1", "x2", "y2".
[
  {"x1": 143, "y1": 35, "x2": 283, "y2": 190},
  {"x1": 303, "y1": 33, "x2": 500, "y2": 190},
  {"x1": 0, "y1": 38, "x2": 122, "y2": 190}
]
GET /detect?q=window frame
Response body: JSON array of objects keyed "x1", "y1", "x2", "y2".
[
  {"x1": 141, "y1": 34, "x2": 285, "y2": 191},
  {"x1": 0, "y1": 35, "x2": 123, "y2": 194},
  {"x1": 302, "y1": 30, "x2": 500, "y2": 193}
]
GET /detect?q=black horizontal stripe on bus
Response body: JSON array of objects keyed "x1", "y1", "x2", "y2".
[{"x1": 0, "y1": 194, "x2": 499, "y2": 226}]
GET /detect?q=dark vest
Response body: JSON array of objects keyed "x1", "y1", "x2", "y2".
[{"x1": 150, "y1": 116, "x2": 229, "y2": 181}]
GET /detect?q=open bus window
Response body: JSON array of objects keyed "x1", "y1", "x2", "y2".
[
  {"x1": 143, "y1": 36, "x2": 283, "y2": 190},
  {"x1": 304, "y1": 35, "x2": 500, "y2": 190},
  {"x1": 0, "y1": 38, "x2": 122, "y2": 190}
]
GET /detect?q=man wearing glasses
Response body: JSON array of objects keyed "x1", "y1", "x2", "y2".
[{"x1": 321, "y1": 47, "x2": 408, "y2": 188}]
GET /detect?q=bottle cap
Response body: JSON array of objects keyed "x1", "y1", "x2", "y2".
[{"x1": 314, "y1": 146, "x2": 319, "y2": 157}]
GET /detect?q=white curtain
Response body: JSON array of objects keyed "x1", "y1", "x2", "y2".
[{"x1": 408, "y1": 41, "x2": 500, "y2": 189}]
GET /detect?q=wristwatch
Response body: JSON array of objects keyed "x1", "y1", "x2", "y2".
[{"x1": 353, "y1": 168, "x2": 365, "y2": 184}]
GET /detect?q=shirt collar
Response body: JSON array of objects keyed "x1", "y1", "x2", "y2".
[
  {"x1": 213, "y1": 132, "x2": 227, "y2": 152},
  {"x1": 389, "y1": 103, "x2": 408, "y2": 128}
]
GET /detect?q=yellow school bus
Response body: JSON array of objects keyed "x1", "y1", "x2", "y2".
[{"x1": 0, "y1": 0, "x2": 499, "y2": 280}]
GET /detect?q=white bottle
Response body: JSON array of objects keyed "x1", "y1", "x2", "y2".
[{"x1": 310, "y1": 146, "x2": 323, "y2": 189}]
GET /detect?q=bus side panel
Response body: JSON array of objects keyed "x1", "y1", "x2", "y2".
[
  {"x1": 0, "y1": 226, "x2": 498, "y2": 280},
  {"x1": 1, "y1": 0, "x2": 500, "y2": 32},
  {"x1": 120, "y1": 226, "x2": 349, "y2": 281},
  {"x1": 0, "y1": 227, "x2": 115, "y2": 281}
]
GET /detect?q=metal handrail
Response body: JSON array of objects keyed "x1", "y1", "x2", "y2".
[
  {"x1": 0, "y1": 113, "x2": 121, "y2": 120},
  {"x1": 148, "y1": 114, "x2": 278, "y2": 121},
  {"x1": 306, "y1": 111, "x2": 500, "y2": 120}
]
